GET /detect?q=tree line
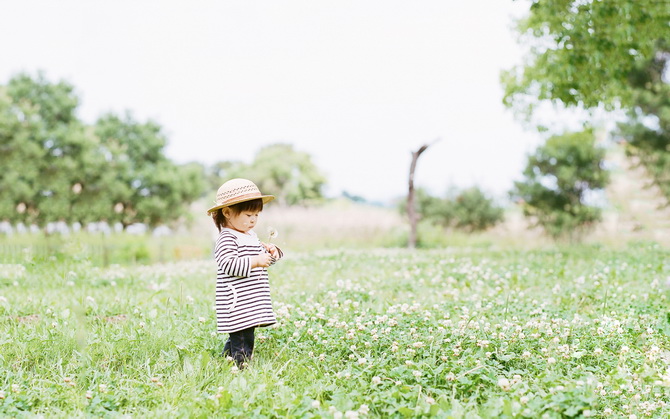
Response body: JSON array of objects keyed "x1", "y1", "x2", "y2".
[
  {"x1": 0, "y1": 73, "x2": 204, "y2": 228},
  {"x1": 0, "y1": 73, "x2": 328, "y2": 230}
]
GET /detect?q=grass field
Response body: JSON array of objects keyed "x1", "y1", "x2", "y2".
[{"x1": 1, "y1": 241, "x2": 670, "y2": 417}]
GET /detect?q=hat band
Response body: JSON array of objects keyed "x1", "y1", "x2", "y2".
[{"x1": 220, "y1": 192, "x2": 263, "y2": 206}]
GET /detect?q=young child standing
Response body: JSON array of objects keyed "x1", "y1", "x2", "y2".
[{"x1": 207, "y1": 178, "x2": 282, "y2": 368}]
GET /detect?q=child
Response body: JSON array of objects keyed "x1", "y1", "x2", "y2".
[{"x1": 207, "y1": 178, "x2": 282, "y2": 368}]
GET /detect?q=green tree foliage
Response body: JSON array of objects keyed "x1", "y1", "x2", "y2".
[
  {"x1": 618, "y1": 47, "x2": 670, "y2": 203},
  {"x1": 0, "y1": 73, "x2": 205, "y2": 229},
  {"x1": 511, "y1": 130, "x2": 609, "y2": 239},
  {"x1": 211, "y1": 143, "x2": 327, "y2": 206},
  {"x1": 401, "y1": 187, "x2": 504, "y2": 232},
  {"x1": 0, "y1": 73, "x2": 98, "y2": 226},
  {"x1": 503, "y1": 0, "x2": 670, "y2": 112},
  {"x1": 94, "y1": 113, "x2": 205, "y2": 227}
]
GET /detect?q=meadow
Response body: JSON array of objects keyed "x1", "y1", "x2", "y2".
[{"x1": 1, "y1": 239, "x2": 670, "y2": 417}]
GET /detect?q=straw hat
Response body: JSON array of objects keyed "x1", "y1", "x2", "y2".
[{"x1": 206, "y1": 178, "x2": 274, "y2": 215}]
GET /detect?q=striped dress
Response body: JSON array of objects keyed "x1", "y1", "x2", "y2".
[{"x1": 214, "y1": 228, "x2": 280, "y2": 334}]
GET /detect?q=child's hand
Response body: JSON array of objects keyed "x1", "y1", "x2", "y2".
[
  {"x1": 262, "y1": 242, "x2": 279, "y2": 259},
  {"x1": 251, "y1": 252, "x2": 274, "y2": 268}
]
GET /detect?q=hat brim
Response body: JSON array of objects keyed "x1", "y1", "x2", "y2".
[{"x1": 206, "y1": 195, "x2": 274, "y2": 215}]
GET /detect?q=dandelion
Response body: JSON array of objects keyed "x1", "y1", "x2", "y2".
[{"x1": 267, "y1": 227, "x2": 279, "y2": 241}]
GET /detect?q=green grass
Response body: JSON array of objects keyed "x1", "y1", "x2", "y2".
[{"x1": 1, "y1": 242, "x2": 670, "y2": 417}]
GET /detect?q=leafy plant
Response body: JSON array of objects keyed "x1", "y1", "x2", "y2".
[{"x1": 511, "y1": 129, "x2": 609, "y2": 240}]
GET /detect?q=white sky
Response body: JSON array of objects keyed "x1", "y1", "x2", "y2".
[{"x1": 0, "y1": 0, "x2": 552, "y2": 203}]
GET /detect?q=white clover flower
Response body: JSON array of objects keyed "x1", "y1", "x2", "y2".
[
  {"x1": 413, "y1": 342, "x2": 424, "y2": 348},
  {"x1": 413, "y1": 370, "x2": 422, "y2": 378},
  {"x1": 426, "y1": 396, "x2": 435, "y2": 405},
  {"x1": 358, "y1": 404, "x2": 369, "y2": 415},
  {"x1": 344, "y1": 411, "x2": 359, "y2": 419},
  {"x1": 198, "y1": 317, "x2": 206, "y2": 323},
  {"x1": 594, "y1": 348, "x2": 603, "y2": 356},
  {"x1": 358, "y1": 357, "x2": 367, "y2": 365},
  {"x1": 371, "y1": 376, "x2": 382, "y2": 385},
  {"x1": 520, "y1": 395, "x2": 529, "y2": 404},
  {"x1": 547, "y1": 357, "x2": 556, "y2": 364},
  {"x1": 86, "y1": 390, "x2": 93, "y2": 399},
  {"x1": 498, "y1": 377, "x2": 511, "y2": 391},
  {"x1": 311, "y1": 400, "x2": 320, "y2": 409}
]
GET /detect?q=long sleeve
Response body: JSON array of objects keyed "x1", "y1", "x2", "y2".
[{"x1": 214, "y1": 232, "x2": 251, "y2": 278}]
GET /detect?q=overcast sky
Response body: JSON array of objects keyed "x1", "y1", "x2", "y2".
[{"x1": 1, "y1": 0, "x2": 556, "y2": 203}]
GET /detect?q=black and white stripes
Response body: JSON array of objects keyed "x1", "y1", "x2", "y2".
[{"x1": 214, "y1": 228, "x2": 279, "y2": 334}]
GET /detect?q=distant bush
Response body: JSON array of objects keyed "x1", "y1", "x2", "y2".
[{"x1": 402, "y1": 187, "x2": 504, "y2": 232}]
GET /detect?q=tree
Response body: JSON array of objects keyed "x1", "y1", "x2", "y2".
[
  {"x1": 407, "y1": 143, "x2": 432, "y2": 249},
  {"x1": 618, "y1": 46, "x2": 670, "y2": 203},
  {"x1": 0, "y1": 72, "x2": 97, "y2": 227},
  {"x1": 215, "y1": 143, "x2": 327, "y2": 206},
  {"x1": 502, "y1": 0, "x2": 670, "y2": 112},
  {"x1": 511, "y1": 129, "x2": 609, "y2": 239},
  {"x1": 94, "y1": 112, "x2": 205, "y2": 227}
]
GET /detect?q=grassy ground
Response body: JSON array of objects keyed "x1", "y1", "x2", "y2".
[{"x1": 1, "y1": 242, "x2": 669, "y2": 417}]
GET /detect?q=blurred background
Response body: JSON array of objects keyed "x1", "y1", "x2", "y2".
[{"x1": 1, "y1": 0, "x2": 668, "y2": 264}]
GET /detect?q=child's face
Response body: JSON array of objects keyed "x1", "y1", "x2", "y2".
[{"x1": 224, "y1": 209, "x2": 260, "y2": 234}]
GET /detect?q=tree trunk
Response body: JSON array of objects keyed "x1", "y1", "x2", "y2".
[{"x1": 407, "y1": 143, "x2": 431, "y2": 249}]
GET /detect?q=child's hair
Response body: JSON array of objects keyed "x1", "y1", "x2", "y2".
[{"x1": 212, "y1": 198, "x2": 264, "y2": 232}]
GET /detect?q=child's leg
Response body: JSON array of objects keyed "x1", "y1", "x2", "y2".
[
  {"x1": 222, "y1": 338, "x2": 231, "y2": 357},
  {"x1": 225, "y1": 327, "x2": 255, "y2": 368},
  {"x1": 241, "y1": 327, "x2": 256, "y2": 360}
]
